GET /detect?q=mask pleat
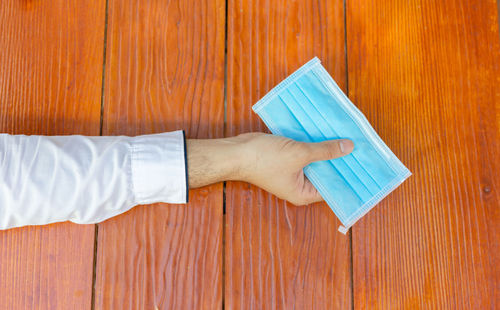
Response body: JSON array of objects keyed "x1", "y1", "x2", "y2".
[
  {"x1": 261, "y1": 96, "x2": 310, "y2": 140},
  {"x1": 305, "y1": 163, "x2": 363, "y2": 221},
  {"x1": 297, "y1": 71, "x2": 397, "y2": 187},
  {"x1": 286, "y1": 84, "x2": 383, "y2": 196},
  {"x1": 278, "y1": 94, "x2": 373, "y2": 202},
  {"x1": 263, "y1": 96, "x2": 365, "y2": 209}
]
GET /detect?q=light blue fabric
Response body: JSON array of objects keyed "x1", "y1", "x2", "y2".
[{"x1": 252, "y1": 57, "x2": 411, "y2": 233}]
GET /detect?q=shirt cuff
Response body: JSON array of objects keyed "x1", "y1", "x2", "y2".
[{"x1": 130, "y1": 130, "x2": 188, "y2": 204}]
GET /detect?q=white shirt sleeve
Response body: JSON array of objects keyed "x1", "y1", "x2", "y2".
[{"x1": 0, "y1": 130, "x2": 188, "y2": 230}]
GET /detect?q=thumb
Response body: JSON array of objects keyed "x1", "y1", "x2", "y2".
[{"x1": 305, "y1": 139, "x2": 354, "y2": 163}]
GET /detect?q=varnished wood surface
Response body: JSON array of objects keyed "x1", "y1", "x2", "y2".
[
  {"x1": 347, "y1": 0, "x2": 500, "y2": 308},
  {"x1": 1, "y1": 0, "x2": 498, "y2": 308},
  {"x1": 225, "y1": 0, "x2": 352, "y2": 309},
  {"x1": 93, "y1": 0, "x2": 225, "y2": 308},
  {"x1": 0, "y1": 0, "x2": 105, "y2": 309}
]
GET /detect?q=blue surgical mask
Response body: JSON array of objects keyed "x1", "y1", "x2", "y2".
[{"x1": 252, "y1": 57, "x2": 411, "y2": 234}]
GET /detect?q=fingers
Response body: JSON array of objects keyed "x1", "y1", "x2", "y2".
[
  {"x1": 305, "y1": 139, "x2": 354, "y2": 163},
  {"x1": 302, "y1": 186, "x2": 324, "y2": 205},
  {"x1": 288, "y1": 177, "x2": 324, "y2": 205}
]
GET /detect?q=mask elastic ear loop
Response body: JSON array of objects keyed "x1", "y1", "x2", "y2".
[{"x1": 338, "y1": 225, "x2": 349, "y2": 234}]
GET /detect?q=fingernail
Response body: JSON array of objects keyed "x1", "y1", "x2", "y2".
[
  {"x1": 339, "y1": 139, "x2": 354, "y2": 154},
  {"x1": 339, "y1": 141, "x2": 345, "y2": 153}
]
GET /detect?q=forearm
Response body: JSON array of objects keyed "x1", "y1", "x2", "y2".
[{"x1": 186, "y1": 136, "x2": 243, "y2": 188}]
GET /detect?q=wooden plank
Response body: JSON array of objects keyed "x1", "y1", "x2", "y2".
[
  {"x1": 0, "y1": 0, "x2": 105, "y2": 309},
  {"x1": 225, "y1": 1, "x2": 352, "y2": 308},
  {"x1": 94, "y1": 0, "x2": 225, "y2": 308},
  {"x1": 347, "y1": 0, "x2": 500, "y2": 308}
]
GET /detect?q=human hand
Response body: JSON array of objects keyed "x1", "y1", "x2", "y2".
[{"x1": 187, "y1": 132, "x2": 354, "y2": 205}]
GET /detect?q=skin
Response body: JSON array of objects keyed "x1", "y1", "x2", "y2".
[{"x1": 187, "y1": 132, "x2": 354, "y2": 206}]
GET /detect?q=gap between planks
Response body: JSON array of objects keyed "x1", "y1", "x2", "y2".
[
  {"x1": 91, "y1": 0, "x2": 110, "y2": 309},
  {"x1": 87, "y1": 0, "x2": 354, "y2": 308}
]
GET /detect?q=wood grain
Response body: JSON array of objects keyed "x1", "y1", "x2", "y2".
[
  {"x1": 94, "y1": 0, "x2": 225, "y2": 308},
  {"x1": 347, "y1": 0, "x2": 500, "y2": 308},
  {"x1": 0, "y1": 1, "x2": 105, "y2": 309},
  {"x1": 0, "y1": 0, "x2": 105, "y2": 309},
  {"x1": 225, "y1": 0, "x2": 352, "y2": 308}
]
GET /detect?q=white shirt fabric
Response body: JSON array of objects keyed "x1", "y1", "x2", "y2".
[{"x1": 0, "y1": 130, "x2": 188, "y2": 230}]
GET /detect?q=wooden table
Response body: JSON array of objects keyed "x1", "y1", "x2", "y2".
[{"x1": 0, "y1": 0, "x2": 498, "y2": 308}]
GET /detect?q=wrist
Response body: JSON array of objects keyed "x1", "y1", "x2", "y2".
[{"x1": 186, "y1": 137, "x2": 245, "y2": 188}]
